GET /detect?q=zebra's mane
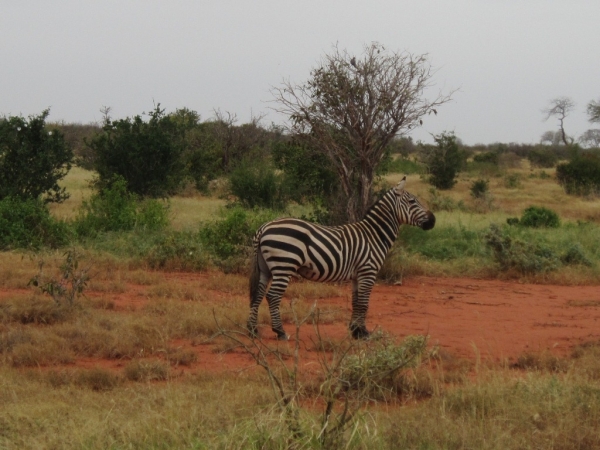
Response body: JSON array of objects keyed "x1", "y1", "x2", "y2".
[{"x1": 361, "y1": 187, "x2": 397, "y2": 220}]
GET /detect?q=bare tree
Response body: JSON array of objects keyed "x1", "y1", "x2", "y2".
[
  {"x1": 272, "y1": 42, "x2": 453, "y2": 222},
  {"x1": 542, "y1": 97, "x2": 575, "y2": 146}
]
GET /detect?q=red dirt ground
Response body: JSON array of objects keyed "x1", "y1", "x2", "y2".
[{"x1": 8, "y1": 274, "x2": 600, "y2": 374}]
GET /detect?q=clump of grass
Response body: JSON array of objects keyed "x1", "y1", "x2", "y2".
[
  {"x1": 76, "y1": 367, "x2": 121, "y2": 391},
  {"x1": 124, "y1": 359, "x2": 169, "y2": 381},
  {"x1": 168, "y1": 348, "x2": 198, "y2": 366},
  {"x1": 338, "y1": 334, "x2": 429, "y2": 401},
  {"x1": 0, "y1": 294, "x2": 73, "y2": 324}
]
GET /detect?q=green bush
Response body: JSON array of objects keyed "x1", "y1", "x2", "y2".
[
  {"x1": 198, "y1": 207, "x2": 279, "y2": 260},
  {"x1": 419, "y1": 132, "x2": 464, "y2": 190},
  {"x1": 527, "y1": 147, "x2": 559, "y2": 168},
  {"x1": 520, "y1": 206, "x2": 560, "y2": 228},
  {"x1": 473, "y1": 151, "x2": 499, "y2": 165},
  {"x1": 87, "y1": 105, "x2": 186, "y2": 198},
  {"x1": 0, "y1": 109, "x2": 73, "y2": 203},
  {"x1": 145, "y1": 231, "x2": 209, "y2": 271},
  {"x1": 484, "y1": 224, "x2": 560, "y2": 274},
  {"x1": 556, "y1": 151, "x2": 600, "y2": 196},
  {"x1": 0, "y1": 197, "x2": 71, "y2": 250},
  {"x1": 469, "y1": 179, "x2": 489, "y2": 199},
  {"x1": 75, "y1": 177, "x2": 169, "y2": 237},
  {"x1": 228, "y1": 157, "x2": 289, "y2": 210}
]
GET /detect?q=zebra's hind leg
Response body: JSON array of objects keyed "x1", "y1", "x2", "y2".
[
  {"x1": 266, "y1": 273, "x2": 292, "y2": 340},
  {"x1": 247, "y1": 253, "x2": 271, "y2": 338},
  {"x1": 349, "y1": 275, "x2": 375, "y2": 339}
]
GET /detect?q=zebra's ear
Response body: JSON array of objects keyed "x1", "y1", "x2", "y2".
[{"x1": 394, "y1": 176, "x2": 406, "y2": 194}]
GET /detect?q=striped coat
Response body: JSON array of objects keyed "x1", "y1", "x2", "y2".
[{"x1": 247, "y1": 177, "x2": 435, "y2": 339}]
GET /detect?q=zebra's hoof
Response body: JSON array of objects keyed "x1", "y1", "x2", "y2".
[
  {"x1": 351, "y1": 327, "x2": 370, "y2": 340},
  {"x1": 275, "y1": 332, "x2": 289, "y2": 341}
]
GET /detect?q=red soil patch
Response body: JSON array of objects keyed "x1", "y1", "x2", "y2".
[{"x1": 7, "y1": 274, "x2": 600, "y2": 374}]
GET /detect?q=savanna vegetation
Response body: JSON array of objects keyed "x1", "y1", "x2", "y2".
[{"x1": 2, "y1": 43, "x2": 600, "y2": 448}]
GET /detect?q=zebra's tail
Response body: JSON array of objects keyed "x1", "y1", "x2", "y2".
[{"x1": 249, "y1": 227, "x2": 263, "y2": 305}]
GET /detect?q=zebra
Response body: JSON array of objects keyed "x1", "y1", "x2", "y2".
[{"x1": 247, "y1": 176, "x2": 435, "y2": 340}]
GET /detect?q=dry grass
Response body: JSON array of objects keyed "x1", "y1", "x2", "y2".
[{"x1": 385, "y1": 168, "x2": 600, "y2": 223}]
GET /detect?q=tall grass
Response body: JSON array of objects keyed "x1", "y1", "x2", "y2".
[{"x1": 2, "y1": 344, "x2": 600, "y2": 448}]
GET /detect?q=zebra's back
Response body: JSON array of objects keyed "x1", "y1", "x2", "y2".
[{"x1": 256, "y1": 218, "x2": 377, "y2": 282}]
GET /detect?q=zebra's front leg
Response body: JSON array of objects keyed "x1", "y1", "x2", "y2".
[
  {"x1": 349, "y1": 275, "x2": 376, "y2": 339},
  {"x1": 266, "y1": 273, "x2": 292, "y2": 340}
]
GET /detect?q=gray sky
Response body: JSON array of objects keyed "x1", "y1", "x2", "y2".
[{"x1": 1, "y1": 1, "x2": 598, "y2": 145}]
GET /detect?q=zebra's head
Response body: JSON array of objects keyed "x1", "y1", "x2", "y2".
[{"x1": 392, "y1": 177, "x2": 436, "y2": 231}]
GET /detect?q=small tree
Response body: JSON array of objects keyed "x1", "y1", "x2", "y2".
[
  {"x1": 542, "y1": 97, "x2": 575, "y2": 146},
  {"x1": 580, "y1": 98, "x2": 600, "y2": 148},
  {"x1": 273, "y1": 42, "x2": 452, "y2": 222},
  {"x1": 587, "y1": 98, "x2": 600, "y2": 124},
  {"x1": 88, "y1": 105, "x2": 186, "y2": 198},
  {"x1": 420, "y1": 132, "x2": 463, "y2": 190},
  {"x1": 0, "y1": 109, "x2": 73, "y2": 203}
]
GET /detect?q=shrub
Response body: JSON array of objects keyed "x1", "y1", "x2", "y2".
[
  {"x1": 520, "y1": 206, "x2": 560, "y2": 228},
  {"x1": 504, "y1": 173, "x2": 522, "y2": 189},
  {"x1": 228, "y1": 157, "x2": 289, "y2": 210},
  {"x1": 271, "y1": 140, "x2": 338, "y2": 205},
  {"x1": 470, "y1": 179, "x2": 489, "y2": 199},
  {"x1": 87, "y1": 105, "x2": 186, "y2": 197},
  {"x1": 0, "y1": 197, "x2": 71, "y2": 250},
  {"x1": 484, "y1": 224, "x2": 560, "y2": 274},
  {"x1": 528, "y1": 147, "x2": 559, "y2": 168},
  {"x1": 556, "y1": 151, "x2": 600, "y2": 196},
  {"x1": 0, "y1": 109, "x2": 73, "y2": 203},
  {"x1": 420, "y1": 132, "x2": 464, "y2": 190},
  {"x1": 75, "y1": 177, "x2": 169, "y2": 237},
  {"x1": 145, "y1": 231, "x2": 209, "y2": 271},
  {"x1": 560, "y1": 244, "x2": 593, "y2": 267},
  {"x1": 473, "y1": 151, "x2": 499, "y2": 165},
  {"x1": 198, "y1": 207, "x2": 279, "y2": 261}
]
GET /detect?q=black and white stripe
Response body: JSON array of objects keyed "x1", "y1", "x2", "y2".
[{"x1": 247, "y1": 177, "x2": 435, "y2": 339}]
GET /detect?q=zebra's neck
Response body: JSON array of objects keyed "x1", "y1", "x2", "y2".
[{"x1": 359, "y1": 190, "x2": 400, "y2": 250}]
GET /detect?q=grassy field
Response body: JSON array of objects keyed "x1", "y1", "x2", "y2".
[{"x1": 2, "y1": 160, "x2": 600, "y2": 448}]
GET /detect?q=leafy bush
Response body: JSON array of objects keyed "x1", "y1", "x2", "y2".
[
  {"x1": 198, "y1": 207, "x2": 279, "y2": 260},
  {"x1": 470, "y1": 179, "x2": 489, "y2": 199},
  {"x1": 228, "y1": 157, "x2": 289, "y2": 210},
  {"x1": 520, "y1": 206, "x2": 560, "y2": 228},
  {"x1": 75, "y1": 177, "x2": 169, "y2": 237},
  {"x1": 271, "y1": 140, "x2": 338, "y2": 205},
  {"x1": 145, "y1": 231, "x2": 209, "y2": 271},
  {"x1": 0, "y1": 197, "x2": 71, "y2": 250},
  {"x1": 560, "y1": 244, "x2": 593, "y2": 267},
  {"x1": 381, "y1": 156, "x2": 423, "y2": 175},
  {"x1": 484, "y1": 224, "x2": 560, "y2": 274},
  {"x1": 556, "y1": 151, "x2": 600, "y2": 196},
  {"x1": 473, "y1": 151, "x2": 499, "y2": 165},
  {"x1": 420, "y1": 132, "x2": 464, "y2": 190},
  {"x1": 87, "y1": 105, "x2": 186, "y2": 197},
  {"x1": 0, "y1": 109, "x2": 73, "y2": 203},
  {"x1": 527, "y1": 147, "x2": 559, "y2": 168}
]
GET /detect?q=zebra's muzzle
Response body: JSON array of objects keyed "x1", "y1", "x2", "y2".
[{"x1": 420, "y1": 211, "x2": 436, "y2": 231}]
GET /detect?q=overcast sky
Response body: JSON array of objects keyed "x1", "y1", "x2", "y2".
[{"x1": 1, "y1": 1, "x2": 598, "y2": 145}]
